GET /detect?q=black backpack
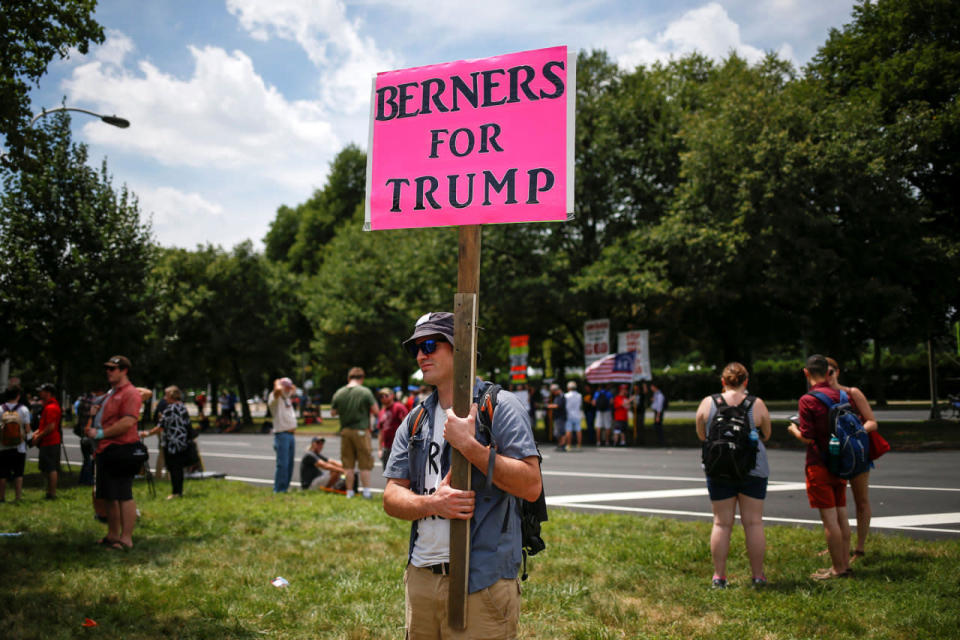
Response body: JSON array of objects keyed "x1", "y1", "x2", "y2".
[
  {"x1": 594, "y1": 391, "x2": 610, "y2": 411},
  {"x1": 407, "y1": 383, "x2": 547, "y2": 580},
  {"x1": 701, "y1": 394, "x2": 757, "y2": 481}
]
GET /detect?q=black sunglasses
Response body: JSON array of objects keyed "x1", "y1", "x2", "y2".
[
  {"x1": 104, "y1": 365, "x2": 118, "y2": 371},
  {"x1": 406, "y1": 339, "x2": 443, "y2": 357}
]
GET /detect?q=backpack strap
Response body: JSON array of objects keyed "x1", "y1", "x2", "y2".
[
  {"x1": 408, "y1": 404, "x2": 428, "y2": 440},
  {"x1": 738, "y1": 394, "x2": 756, "y2": 412},
  {"x1": 807, "y1": 390, "x2": 835, "y2": 409},
  {"x1": 475, "y1": 383, "x2": 500, "y2": 491},
  {"x1": 711, "y1": 393, "x2": 726, "y2": 409}
]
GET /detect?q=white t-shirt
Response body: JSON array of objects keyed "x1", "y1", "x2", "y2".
[
  {"x1": 411, "y1": 407, "x2": 450, "y2": 566},
  {"x1": 651, "y1": 390, "x2": 665, "y2": 413},
  {"x1": 564, "y1": 391, "x2": 583, "y2": 421},
  {"x1": 269, "y1": 391, "x2": 297, "y2": 433}
]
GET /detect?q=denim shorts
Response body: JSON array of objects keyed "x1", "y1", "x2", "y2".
[{"x1": 706, "y1": 474, "x2": 768, "y2": 501}]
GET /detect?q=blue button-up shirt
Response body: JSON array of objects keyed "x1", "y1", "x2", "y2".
[{"x1": 384, "y1": 380, "x2": 540, "y2": 593}]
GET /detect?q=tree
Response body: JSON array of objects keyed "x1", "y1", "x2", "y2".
[
  {"x1": 0, "y1": 111, "x2": 153, "y2": 391},
  {"x1": 306, "y1": 205, "x2": 458, "y2": 390},
  {"x1": 808, "y1": 0, "x2": 960, "y2": 396},
  {"x1": 810, "y1": 0, "x2": 960, "y2": 237},
  {"x1": 283, "y1": 144, "x2": 367, "y2": 274},
  {"x1": 263, "y1": 205, "x2": 299, "y2": 263},
  {"x1": 147, "y1": 243, "x2": 302, "y2": 423},
  {"x1": 0, "y1": 0, "x2": 104, "y2": 171}
]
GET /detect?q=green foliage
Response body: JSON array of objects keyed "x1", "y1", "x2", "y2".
[
  {"x1": 0, "y1": 0, "x2": 104, "y2": 171},
  {"x1": 307, "y1": 206, "x2": 457, "y2": 390},
  {"x1": 0, "y1": 111, "x2": 153, "y2": 390},
  {"x1": 281, "y1": 144, "x2": 367, "y2": 275},
  {"x1": 147, "y1": 242, "x2": 303, "y2": 420},
  {"x1": 262, "y1": 204, "x2": 299, "y2": 263}
]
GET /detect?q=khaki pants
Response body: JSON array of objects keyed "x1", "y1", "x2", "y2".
[{"x1": 404, "y1": 564, "x2": 521, "y2": 639}]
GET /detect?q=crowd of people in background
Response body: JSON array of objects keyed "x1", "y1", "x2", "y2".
[
  {"x1": 4, "y1": 347, "x2": 888, "y2": 590},
  {"x1": 536, "y1": 379, "x2": 667, "y2": 451}
]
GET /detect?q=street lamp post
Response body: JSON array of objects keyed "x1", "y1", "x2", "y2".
[
  {"x1": 29, "y1": 106, "x2": 130, "y2": 129},
  {"x1": 0, "y1": 105, "x2": 130, "y2": 391}
]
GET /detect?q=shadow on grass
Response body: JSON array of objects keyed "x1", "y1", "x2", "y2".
[{"x1": 2, "y1": 492, "x2": 272, "y2": 639}]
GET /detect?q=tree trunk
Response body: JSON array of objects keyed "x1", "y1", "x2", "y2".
[
  {"x1": 232, "y1": 359, "x2": 252, "y2": 424},
  {"x1": 872, "y1": 339, "x2": 887, "y2": 406},
  {"x1": 211, "y1": 381, "x2": 219, "y2": 417}
]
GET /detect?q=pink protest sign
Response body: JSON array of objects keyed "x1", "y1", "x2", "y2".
[{"x1": 364, "y1": 46, "x2": 576, "y2": 230}]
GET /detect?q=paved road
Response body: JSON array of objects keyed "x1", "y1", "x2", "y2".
[{"x1": 55, "y1": 426, "x2": 960, "y2": 541}]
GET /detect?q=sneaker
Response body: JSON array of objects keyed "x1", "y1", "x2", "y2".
[
  {"x1": 362, "y1": 488, "x2": 372, "y2": 499},
  {"x1": 752, "y1": 576, "x2": 767, "y2": 587},
  {"x1": 712, "y1": 577, "x2": 727, "y2": 589},
  {"x1": 345, "y1": 490, "x2": 355, "y2": 499}
]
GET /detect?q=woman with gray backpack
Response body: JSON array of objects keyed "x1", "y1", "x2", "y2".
[{"x1": 695, "y1": 362, "x2": 772, "y2": 589}]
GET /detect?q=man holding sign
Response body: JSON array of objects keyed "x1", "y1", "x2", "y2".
[{"x1": 383, "y1": 312, "x2": 541, "y2": 638}]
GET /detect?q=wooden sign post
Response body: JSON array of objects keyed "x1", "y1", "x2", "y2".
[
  {"x1": 365, "y1": 46, "x2": 575, "y2": 630},
  {"x1": 449, "y1": 225, "x2": 481, "y2": 627}
]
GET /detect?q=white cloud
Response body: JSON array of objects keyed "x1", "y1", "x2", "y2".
[
  {"x1": 136, "y1": 185, "x2": 225, "y2": 246},
  {"x1": 617, "y1": 2, "x2": 791, "y2": 69},
  {"x1": 227, "y1": 0, "x2": 399, "y2": 113},
  {"x1": 94, "y1": 29, "x2": 136, "y2": 67},
  {"x1": 62, "y1": 34, "x2": 339, "y2": 191}
]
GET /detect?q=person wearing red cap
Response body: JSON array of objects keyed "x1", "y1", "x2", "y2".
[
  {"x1": 612, "y1": 384, "x2": 631, "y2": 447},
  {"x1": 34, "y1": 383, "x2": 62, "y2": 499}
]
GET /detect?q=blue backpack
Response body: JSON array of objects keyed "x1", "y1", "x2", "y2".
[{"x1": 808, "y1": 390, "x2": 870, "y2": 479}]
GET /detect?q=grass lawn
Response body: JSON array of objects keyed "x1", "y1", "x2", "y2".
[{"x1": 2, "y1": 467, "x2": 959, "y2": 639}]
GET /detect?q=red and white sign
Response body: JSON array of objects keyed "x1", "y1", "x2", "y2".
[
  {"x1": 365, "y1": 46, "x2": 576, "y2": 230},
  {"x1": 584, "y1": 318, "x2": 610, "y2": 367}
]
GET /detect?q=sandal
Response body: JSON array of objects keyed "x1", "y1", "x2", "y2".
[
  {"x1": 107, "y1": 541, "x2": 132, "y2": 551},
  {"x1": 96, "y1": 537, "x2": 119, "y2": 546},
  {"x1": 810, "y1": 567, "x2": 852, "y2": 581},
  {"x1": 851, "y1": 550, "x2": 865, "y2": 562}
]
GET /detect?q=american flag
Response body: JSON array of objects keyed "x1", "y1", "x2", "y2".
[{"x1": 585, "y1": 352, "x2": 636, "y2": 383}]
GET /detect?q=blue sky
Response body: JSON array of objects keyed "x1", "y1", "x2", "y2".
[{"x1": 29, "y1": 0, "x2": 857, "y2": 249}]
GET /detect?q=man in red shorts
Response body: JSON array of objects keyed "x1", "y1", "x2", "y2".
[{"x1": 789, "y1": 354, "x2": 851, "y2": 580}]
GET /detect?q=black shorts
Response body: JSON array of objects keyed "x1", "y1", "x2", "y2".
[
  {"x1": 706, "y1": 474, "x2": 768, "y2": 501},
  {"x1": 95, "y1": 455, "x2": 134, "y2": 501},
  {"x1": 37, "y1": 444, "x2": 61, "y2": 473},
  {"x1": 0, "y1": 448, "x2": 26, "y2": 479}
]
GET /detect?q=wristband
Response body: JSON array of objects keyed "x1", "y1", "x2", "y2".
[{"x1": 95, "y1": 428, "x2": 104, "y2": 440}]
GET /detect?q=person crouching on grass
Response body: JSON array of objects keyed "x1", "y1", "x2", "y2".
[{"x1": 382, "y1": 311, "x2": 541, "y2": 639}]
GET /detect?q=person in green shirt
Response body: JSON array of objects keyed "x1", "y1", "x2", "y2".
[{"x1": 331, "y1": 367, "x2": 379, "y2": 498}]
